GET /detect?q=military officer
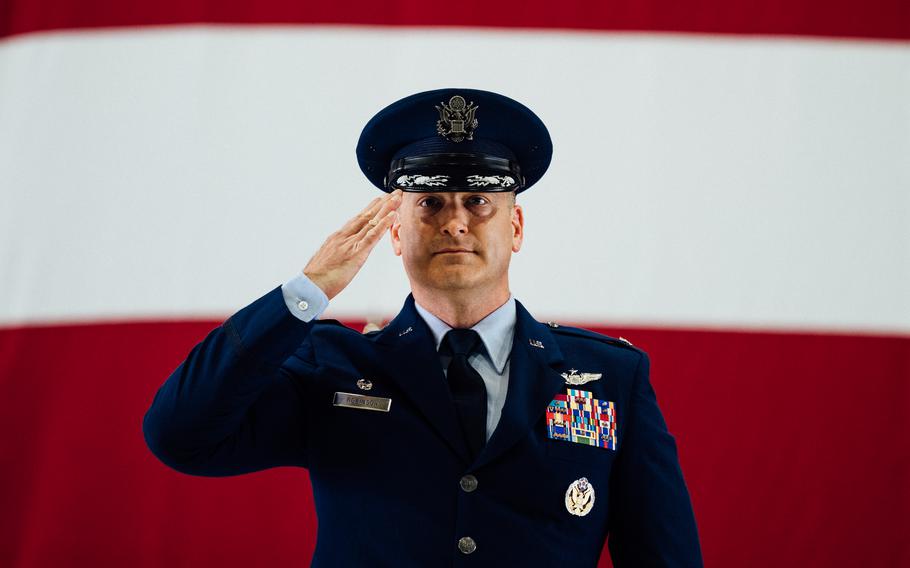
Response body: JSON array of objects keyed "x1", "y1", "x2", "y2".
[{"x1": 143, "y1": 88, "x2": 703, "y2": 567}]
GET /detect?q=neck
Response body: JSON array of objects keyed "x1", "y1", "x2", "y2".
[{"x1": 411, "y1": 281, "x2": 511, "y2": 329}]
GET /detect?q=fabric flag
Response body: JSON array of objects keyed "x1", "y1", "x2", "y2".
[{"x1": 1, "y1": 1, "x2": 908, "y2": 566}]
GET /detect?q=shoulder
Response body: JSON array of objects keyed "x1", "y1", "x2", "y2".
[
  {"x1": 310, "y1": 318, "x2": 374, "y2": 338},
  {"x1": 542, "y1": 320, "x2": 648, "y2": 374},
  {"x1": 286, "y1": 318, "x2": 379, "y2": 370},
  {"x1": 544, "y1": 321, "x2": 642, "y2": 353},
  {"x1": 307, "y1": 319, "x2": 393, "y2": 348}
]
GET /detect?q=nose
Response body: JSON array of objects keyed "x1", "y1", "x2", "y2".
[{"x1": 440, "y1": 201, "x2": 469, "y2": 236}]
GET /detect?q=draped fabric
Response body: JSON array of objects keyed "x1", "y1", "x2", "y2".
[{"x1": 1, "y1": 1, "x2": 908, "y2": 566}]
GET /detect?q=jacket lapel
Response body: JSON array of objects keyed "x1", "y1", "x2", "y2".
[
  {"x1": 473, "y1": 300, "x2": 565, "y2": 470},
  {"x1": 374, "y1": 294, "x2": 471, "y2": 465}
]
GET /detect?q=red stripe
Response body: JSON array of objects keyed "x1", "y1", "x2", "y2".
[
  {"x1": 1, "y1": 320, "x2": 907, "y2": 566},
  {"x1": 1, "y1": 0, "x2": 908, "y2": 41}
]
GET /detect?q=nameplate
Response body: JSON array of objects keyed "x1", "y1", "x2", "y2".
[{"x1": 333, "y1": 392, "x2": 392, "y2": 412}]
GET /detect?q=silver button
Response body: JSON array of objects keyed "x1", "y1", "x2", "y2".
[
  {"x1": 457, "y1": 536, "x2": 476, "y2": 554},
  {"x1": 297, "y1": 300, "x2": 309, "y2": 311},
  {"x1": 459, "y1": 474, "x2": 478, "y2": 492}
]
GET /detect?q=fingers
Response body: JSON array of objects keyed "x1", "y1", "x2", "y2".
[
  {"x1": 340, "y1": 190, "x2": 402, "y2": 236},
  {"x1": 359, "y1": 190, "x2": 401, "y2": 231},
  {"x1": 355, "y1": 208, "x2": 396, "y2": 252},
  {"x1": 339, "y1": 196, "x2": 382, "y2": 235}
]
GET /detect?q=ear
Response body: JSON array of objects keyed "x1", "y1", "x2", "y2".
[
  {"x1": 390, "y1": 215, "x2": 402, "y2": 256},
  {"x1": 511, "y1": 203, "x2": 524, "y2": 253}
]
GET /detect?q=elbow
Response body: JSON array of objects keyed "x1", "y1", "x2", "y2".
[{"x1": 142, "y1": 406, "x2": 209, "y2": 476}]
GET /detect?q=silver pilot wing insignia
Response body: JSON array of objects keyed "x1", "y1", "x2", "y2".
[{"x1": 561, "y1": 369, "x2": 603, "y2": 385}]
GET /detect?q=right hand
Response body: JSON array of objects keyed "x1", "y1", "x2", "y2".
[{"x1": 303, "y1": 189, "x2": 403, "y2": 300}]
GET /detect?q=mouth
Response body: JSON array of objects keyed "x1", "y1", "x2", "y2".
[{"x1": 434, "y1": 248, "x2": 474, "y2": 255}]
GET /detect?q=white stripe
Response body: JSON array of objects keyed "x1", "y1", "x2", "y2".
[{"x1": 1, "y1": 26, "x2": 908, "y2": 331}]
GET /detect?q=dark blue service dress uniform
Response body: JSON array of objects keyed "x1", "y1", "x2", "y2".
[{"x1": 143, "y1": 286, "x2": 703, "y2": 567}]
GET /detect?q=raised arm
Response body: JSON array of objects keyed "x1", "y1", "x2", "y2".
[{"x1": 142, "y1": 190, "x2": 402, "y2": 476}]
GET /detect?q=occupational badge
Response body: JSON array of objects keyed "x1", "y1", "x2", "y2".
[
  {"x1": 546, "y1": 389, "x2": 617, "y2": 450},
  {"x1": 565, "y1": 477, "x2": 595, "y2": 516},
  {"x1": 356, "y1": 379, "x2": 373, "y2": 391},
  {"x1": 436, "y1": 95, "x2": 478, "y2": 142},
  {"x1": 560, "y1": 369, "x2": 602, "y2": 385}
]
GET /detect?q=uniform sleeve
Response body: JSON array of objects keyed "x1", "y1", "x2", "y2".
[
  {"x1": 142, "y1": 285, "x2": 317, "y2": 476},
  {"x1": 607, "y1": 352, "x2": 704, "y2": 567},
  {"x1": 281, "y1": 270, "x2": 330, "y2": 322}
]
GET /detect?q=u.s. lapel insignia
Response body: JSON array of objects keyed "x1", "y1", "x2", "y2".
[
  {"x1": 529, "y1": 339, "x2": 544, "y2": 349},
  {"x1": 561, "y1": 369, "x2": 602, "y2": 385},
  {"x1": 565, "y1": 477, "x2": 595, "y2": 516},
  {"x1": 546, "y1": 389, "x2": 618, "y2": 450},
  {"x1": 356, "y1": 378, "x2": 373, "y2": 391}
]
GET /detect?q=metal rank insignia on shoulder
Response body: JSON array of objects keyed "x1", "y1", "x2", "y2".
[
  {"x1": 561, "y1": 369, "x2": 602, "y2": 385},
  {"x1": 546, "y1": 389, "x2": 617, "y2": 450},
  {"x1": 565, "y1": 477, "x2": 595, "y2": 516}
]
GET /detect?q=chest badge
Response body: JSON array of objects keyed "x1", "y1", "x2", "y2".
[
  {"x1": 565, "y1": 477, "x2": 595, "y2": 516},
  {"x1": 546, "y1": 389, "x2": 618, "y2": 450},
  {"x1": 356, "y1": 378, "x2": 373, "y2": 391},
  {"x1": 561, "y1": 369, "x2": 602, "y2": 385}
]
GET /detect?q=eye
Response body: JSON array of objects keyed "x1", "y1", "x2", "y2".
[
  {"x1": 466, "y1": 195, "x2": 489, "y2": 206},
  {"x1": 418, "y1": 196, "x2": 442, "y2": 208}
]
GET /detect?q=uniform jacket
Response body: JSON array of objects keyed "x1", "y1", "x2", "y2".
[{"x1": 143, "y1": 286, "x2": 702, "y2": 567}]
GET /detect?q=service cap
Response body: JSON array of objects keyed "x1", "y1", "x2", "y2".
[{"x1": 356, "y1": 88, "x2": 552, "y2": 194}]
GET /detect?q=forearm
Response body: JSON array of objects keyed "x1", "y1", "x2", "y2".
[{"x1": 142, "y1": 285, "x2": 317, "y2": 476}]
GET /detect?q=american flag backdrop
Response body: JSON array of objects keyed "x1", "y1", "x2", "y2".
[{"x1": 1, "y1": 1, "x2": 908, "y2": 566}]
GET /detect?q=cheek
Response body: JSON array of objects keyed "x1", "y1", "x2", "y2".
[
  {"x1": 487, "y1": 223, "x2": 516, "y2": 261},
  {"x1": 397, "y1": 223, "x2": 426, "y2": 259}
]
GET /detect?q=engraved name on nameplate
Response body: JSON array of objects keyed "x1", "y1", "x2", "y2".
[{"x1": 332, "y1": 392, "x2": 392, "y2": 412}]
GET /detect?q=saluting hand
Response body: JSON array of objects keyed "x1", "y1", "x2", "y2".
[{"x1": 303, "y1": 189, "x2": 403, "y2": 300}]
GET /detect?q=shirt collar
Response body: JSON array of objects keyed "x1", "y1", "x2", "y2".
[{"x1": 414, "y1": 295, "x2": 516, "y2": 374}]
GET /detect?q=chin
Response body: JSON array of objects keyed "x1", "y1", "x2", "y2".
[{"x1": 427, "y1": 267, "x2": 483, "y2": 291}]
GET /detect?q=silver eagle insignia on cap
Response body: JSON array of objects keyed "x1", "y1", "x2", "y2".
[
  {"x1": 565, "y1": 477, "x2": 595, "y2": 516},
  {"x1": 561, "y1": 369, "x2": 602, "y2": 385},
  {"x1": 436, "y1": 95, "x2": 478, "y2": 142}
]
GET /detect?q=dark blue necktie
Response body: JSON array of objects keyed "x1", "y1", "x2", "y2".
[{"x1": 442, "y1": 329, "x2": 487, "y2": 461}]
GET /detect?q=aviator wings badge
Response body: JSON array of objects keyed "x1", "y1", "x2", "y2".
[
  {"x1": 561, "y1": 369, "x2": 602, "y2": 385},
  {"x1": 436, "y1": 95, "x2": 478, "y2": 142}
]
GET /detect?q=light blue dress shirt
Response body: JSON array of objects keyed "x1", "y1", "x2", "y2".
[
  {"x1": 281, "y1": 271, "x2": 330, "y2": 322},
  {"x1": 281, "y1": 272, "x2": 516, "y2": 441}
]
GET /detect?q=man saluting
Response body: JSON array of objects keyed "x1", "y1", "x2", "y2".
[{"x1": 143, "y1": 88, "x2": 702, "y2": 567}]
